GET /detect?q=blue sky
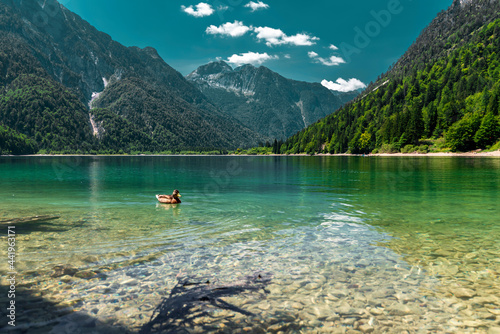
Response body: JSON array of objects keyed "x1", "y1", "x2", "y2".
[{"x1": 58, "y1": 0, "x2": 452, "y2": 92}]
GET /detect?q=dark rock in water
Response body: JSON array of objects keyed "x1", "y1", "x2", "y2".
[
  {"x1": 140, "y1": 272, "x2": 272, "y2": 334},
  {"x1": 51, "y1": 264, "x2": 78, "y2": 278},
  {"x1": 75, "y1": 270, "x2": 96, "y2": 279}
]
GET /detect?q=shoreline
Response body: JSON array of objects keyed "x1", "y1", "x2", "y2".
[
  {"x1": 1, "y1": 150, "x2": 500, "y2": 158},
  {"x1": 319, "y1": 150, "x2": 500, "y2": 157}
]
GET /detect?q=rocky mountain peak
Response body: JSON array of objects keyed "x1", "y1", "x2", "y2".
[
  {"x1": 187, "y1": 60, "x2": 233, "y2": 79},
  {"x1": 234, "y1": 64, "x2": 256, "y2": 71},
  {"x1": 186, "y1": 60, "x2": 358, "y2": 139},
  {"x1": 141, "y1": 46, "x2": 161, "y2": 59}
]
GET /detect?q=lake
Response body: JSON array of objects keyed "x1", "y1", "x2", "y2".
[{"x1": 0, "y1": 156, "x2": 499, "y2": 333}]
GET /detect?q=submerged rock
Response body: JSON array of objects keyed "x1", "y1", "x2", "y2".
[
  {"x1": 387, "y1": 304, "x2": 419, "y2": 316},
  {"x1": 358, "y1": 324, "x2": 375, "y2": 333},
  {"x1": 488, "y1": 327, "x2": 500, "y2": 334},
  {"x1": 51, "y1": 264, "x2": 78, "y2": 278},
  {"x1": 451, "y1": 288, "x2": 476, "y2": 299},
  {"x1": 82, "y1": 255, "x2": 100, "y2": 263},
  {"x1": 75, "y1": 271, "x2": 96, "y2": 279}
]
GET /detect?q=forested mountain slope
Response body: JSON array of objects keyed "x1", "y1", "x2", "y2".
[
  {"x1": 282, "y1": 0, "x2": 500, "y2": 154},
  {"x1": 0, "y1": 0, "x2": 265, "y2": 154}
]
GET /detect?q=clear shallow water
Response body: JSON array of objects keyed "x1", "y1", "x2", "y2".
[{"x1": 0, "y1": 156, "x2": 499, "y2": 333}]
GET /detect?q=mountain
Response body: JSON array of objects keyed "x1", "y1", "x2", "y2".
[
  {"x1": 0, "y1": 0, "x2": 266, "y2": 154},
  {"x1": 187, "y1": 61, "x2": 359, "y2": 140},
  {"x1": 282, "y1": 0, "x2": 500, "y2": 154}
]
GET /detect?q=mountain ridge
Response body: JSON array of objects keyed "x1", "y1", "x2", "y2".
[
  {"x1": 0, "y1": 0, "x2": 267, "y2": 153},
  {"x1": 187, "y1": 61, "x2": 359, "y2": 139}
]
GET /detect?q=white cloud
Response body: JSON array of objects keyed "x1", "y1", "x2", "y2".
[
  {"x1": 308, "y1": 52, "x2": 345, "y2": 66},
  {"x1": 321, "y1": 78, "x2": 366, "y2": 92},
  {"x1": 227, "y1": 52, "x2": 278, "y2": 66},
  {"x1": 283, "y1": 33, "x2": 319, "y2": 46},
  {"x1": 206, "y1": 21, "x2": 252, "y2": 37},
  {"x1": 329, "y1": 44, "x2": 339, "y2": 50},
  {"x1": 317, "y1": 55, "x2": 346, "y2": 66},
  {"x1": 218, "y1": 5, "x2": 229, "y2": 11},
  {"x1": 308, "y1": 51, "x2": 319, "y2": 58},
  {"x1": 284, "y1": 54, "x2": 291, "y2": 59},
  {"x1": 182, "y1": 2, "x2": 214, "y2": 17},
  {"x1": 253, "y1": 27, "x2": 284, "y2": 45},
  {"x1": 245, "y1": 1, "x2": 270, "y2": 11},
  {"x1": 253, "y1": 26, "x2": 319, "y2": 47},
  {"x1": 205, "y1": 23, "x2": 319, "y2": 47}
]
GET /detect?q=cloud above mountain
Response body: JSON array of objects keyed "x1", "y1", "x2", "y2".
[
  {"x1": 253, "y1": 27, "x2": 319, "y2": 46},
  {"x1": 206, "y1": 21, "x2": 252, "y2": 37},
  {"x1": 206, "y1": 22, "x2": 319, "y2": 47},
  {"x1": 182, "y1": 2, "x2": 214, "y2": 17},
  {"x1": 245, "y1": 1, "x2": 270, "y2": 12},
  {"x1": 227, "y1": 52, "x2": 278, "y2": 66},
  {"x1": 321, "y1": 78, "x2": 366, "y2": 92},
  {"x1": 308, "y1": 51, "x2": 346, "y2": 66}
]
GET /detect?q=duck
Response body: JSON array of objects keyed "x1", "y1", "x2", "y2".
[{"x1": 156, "y1": 189, "x2": 182, "y2": 204}]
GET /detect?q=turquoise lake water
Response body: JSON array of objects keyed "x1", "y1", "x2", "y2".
[{"x1": 0, "y1": 156, "x2": 499, "y2": 333}]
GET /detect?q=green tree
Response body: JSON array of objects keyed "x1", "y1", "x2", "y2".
[
  {"x1": 474, "y1": 112, "x2": 500, "y2": 147},
  {"x1": 446, "y1": 113, "x2": 481, "y2": 151}
]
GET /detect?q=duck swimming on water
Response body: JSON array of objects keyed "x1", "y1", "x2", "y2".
[{"x1": 156, "y1": 189, "x2": 182, "y2": 204}]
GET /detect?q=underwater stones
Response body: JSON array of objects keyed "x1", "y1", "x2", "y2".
[
  {"x1": 358, "y1": 324, "x2": 375, "y2": 333},
  {"x1": 432, "y1": 249, "x2": 453, "y2": 257},
  {"x1": 336, "y1": 305, "x2": 365, "y2": 318},
  {"x1": 387, "y1": 304, "x2": 418, "y2": 316},
  {"x1": 257, "y1": 302, "x2": 271, "y2": 310},
  {"x1": 59, "y1": 275, "x2": 74, "y2": 283},
  {"x1": 307, "y1": 306, "x2": 330, "y2": 320},
  {"x1": 82, "y1": 255, "x2": 99, "y2": 263},
  {"x1": 368, "y1": 307, "x2": 384, "y2": 316},
  {"x1": 462, "y1": 319, "x2": 485, "y2": 328},
  {"x1": 450, "y1": 302, "x2": 467, "y2": 312},
  {"x1": 445, "y1": 265, "x2": 460, "y2": 276},
  {"x1": 304, "y1": 282, "x2": 321, "y2": 290},
  {"x1": 121, "y1": 278, "x2": 138, "y2": 286},
  {"x1": 488, "y1": 327, "x2": 500, "y2": 334},
  {"x1": 488, "y1": 308, "x2": 500, "y2": 315},
  {"x1": 17, "y1": 211, "x2": 499, "y2": 334},
  {"x1": 326, "y1": 314, "x2": 341, "y2": 322},
  {"x1": 478, "y1": 311, "x2": 497, "y2": 320},
  {"x1": 451, "y1": 287, "x2": 476, "y2": 299},
  {"x1": 464, "y1": 252, "x2": 480, "y2": 260},
  {"x1": 51, "y1": 264, "x2": 78, "y2": 277},
  {"x1": 340, "y1": 317, "x2": 357, "y2": 326},
  {"x1": 471, "y1": 296, "x2": 499, "y2": 305},
  {"x1": 75, "y1": 271, "x2": 96, "y2": 279},
  {"x1": 329, "y1": 289, "x2": 349, "y2": 298},
  {"x1": 268, "y1": 285, "x2": 282, "y2": 295},
  {"x1": 57, "y1": 299, "x2": 82, "y2": 309}
]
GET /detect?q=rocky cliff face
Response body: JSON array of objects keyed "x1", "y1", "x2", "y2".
[
  {"x1": 187, "y1": 61, "x2": 359, "y2": 139},
  {"x1": 0, "y1": 0, "x2": 117, "y2": 104},
  {"x1": 1, "y1": 0, "x2": 216, "y2": 107}
]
